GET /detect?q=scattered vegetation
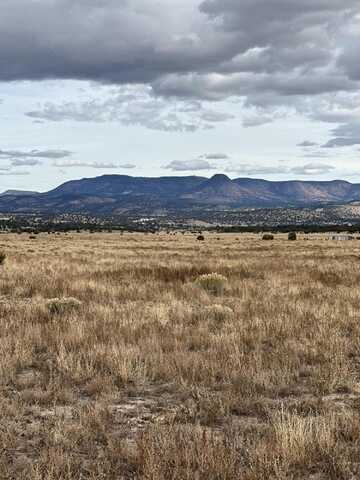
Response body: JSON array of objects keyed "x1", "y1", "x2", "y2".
[
  {"x1": 195, "y1": 273, "x2": 228, "y2": 295},
  {"x1": 46, "y1": 297, "x2": 83, "y2": 315},
  {"x1": 204, "y1": 303, "x2": 234, "y2": 323},
  {"x1": 0, "y1": 231, "x2": 359, "y2": 479},
  {"x1": 262, "y1": 233, "x2": 274, "y2": 240}
]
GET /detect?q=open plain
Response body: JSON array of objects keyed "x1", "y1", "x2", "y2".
[{"x1": 1, "y1": 232, "x2": 360, "y2": 479}]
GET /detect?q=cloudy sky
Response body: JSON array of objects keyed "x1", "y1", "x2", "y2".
[{"x1": 1, "y1": 0, "x2": 360, "y2": 191}]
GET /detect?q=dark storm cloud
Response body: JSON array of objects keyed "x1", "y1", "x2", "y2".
[
  {"x1": 2, "y1": 0, "x2": 360, "y2": 142},
  {"x1": 318, "y1": 117, "x2": 360, "y2": 148},
  {"x1": 337, "y1": 32, "x2": 360, "y2": 82},
  {"x1": 0, "y1": 0, "x2": 359, "y2": 101},
  {"x1": 322, "y1": 138, "x2": 360, "y2": 148},
  {"x1": 152, "y1": 0, "x2": 359, "y2": 101},
  {"x1": 0, "y1": 0, "x2": 234, "y2": 84},
  {"x1": 152, "y1": 71, "x2": 357, "y2": 102}
]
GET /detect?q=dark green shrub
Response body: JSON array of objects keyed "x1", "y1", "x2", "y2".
[
  {"x1": 0, "y1": 251, "x2": 6, "y2": 265},
  {"x1": 262, "y1": 234, "x2": 274, "y2": 241}
]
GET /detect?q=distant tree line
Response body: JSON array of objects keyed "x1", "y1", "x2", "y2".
[
  {"x1": 210, "y1": 224, "x2": 360, "y2": 234},
  {"x1": 2, "y1": 216, "x2": 360, "y2": 235}
]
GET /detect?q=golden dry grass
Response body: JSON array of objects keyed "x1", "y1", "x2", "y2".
[{"x1": 0, "y1": 231, "x2": 360, "y2": 478}]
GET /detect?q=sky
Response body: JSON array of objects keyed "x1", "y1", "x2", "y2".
[{"x1": 1, "y1": 0, "x2": 360, "y2": 192}]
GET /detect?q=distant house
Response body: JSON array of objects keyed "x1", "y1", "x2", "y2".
[{"x1": 329, "y1": 234, "x2": 354, "y2": 241}]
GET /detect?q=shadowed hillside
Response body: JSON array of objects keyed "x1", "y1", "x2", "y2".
[{"x1": 1, "y1": 175, "x2": 360, "y2": 214}]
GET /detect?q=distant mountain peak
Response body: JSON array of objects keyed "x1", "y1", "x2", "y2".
[{"x1": 209, "y1": 174, "x2": 231, "y2": 183}]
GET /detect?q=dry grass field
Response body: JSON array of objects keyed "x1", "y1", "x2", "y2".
[{"x1": 1, "y1": 231, "x2": 360, "y2": 479}]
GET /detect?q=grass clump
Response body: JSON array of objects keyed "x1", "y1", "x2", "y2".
[
  {"x1": 204, "y1": 304, "x2": 233, "y2": 323},
  {"x1": 46, "y1": 297, "x2": 83, "y2": 315},
  {"x1": 195, "y1": 273, "x2": 228, "y2": 295},
  {"x1": 138, "y1": 424, "x2": 241, "y2": 479}
]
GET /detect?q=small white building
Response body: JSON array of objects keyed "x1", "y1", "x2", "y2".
[{"x1": 329, "y1": 234, "x2": 354, "y2": 241}]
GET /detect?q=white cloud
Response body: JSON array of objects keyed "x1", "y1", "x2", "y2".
[
  {"x1": 53, "y1": 160, "x2": 119, "y2": 169},
  {"x1": 164, "y1": 159, "x2": 214, "y2": 171}
]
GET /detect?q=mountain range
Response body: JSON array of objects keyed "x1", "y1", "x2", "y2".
[{"x1": 2, "y1": 174, "x2": 360, "y2": 215}]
